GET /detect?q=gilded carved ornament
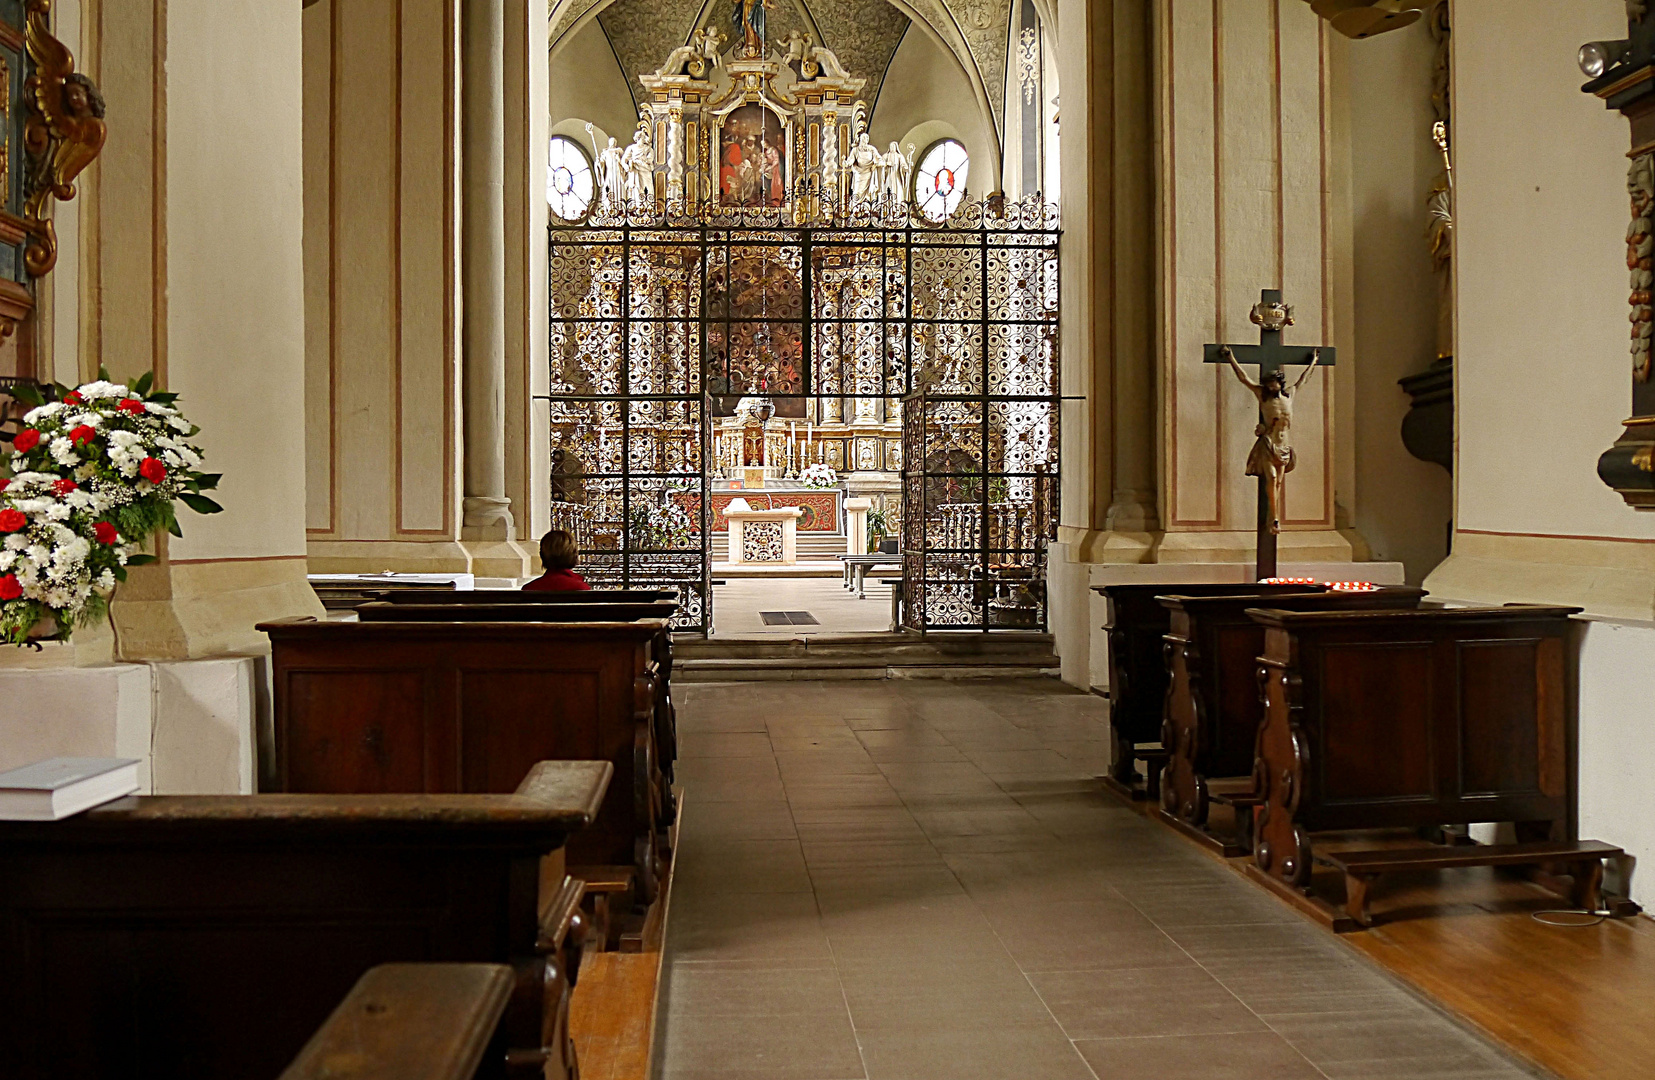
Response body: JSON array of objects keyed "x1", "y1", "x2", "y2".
[{"x1": 0, "y1": 1, "x2": 105, "y2": 340}]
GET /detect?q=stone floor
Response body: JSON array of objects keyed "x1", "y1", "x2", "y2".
[
  {"x1": 657, "y1": 678, "x2": 1545, "y2": 1080},
  {"x1": 711, "y1": 577, "x2": 900, "y2": 637}
]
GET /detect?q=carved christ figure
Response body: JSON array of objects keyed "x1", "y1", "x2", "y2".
[{"x1": 1219, "y1": 346, "x2": 1320, "y2": 535}]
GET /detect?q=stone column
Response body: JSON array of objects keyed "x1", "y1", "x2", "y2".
[
  {"x1": 461, "y1": 0, "x2": 530, "y2": 580},
  {"x1": 845, "y1": 497, "x2": 872, "y2": 555}
]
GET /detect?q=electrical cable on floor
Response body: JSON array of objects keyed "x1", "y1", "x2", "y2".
[{"x1": 1529, "y1": 908, "x2": 1610, "y2": 927}]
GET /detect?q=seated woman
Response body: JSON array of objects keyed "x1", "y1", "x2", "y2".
[{"x1": 523, "y1": 529, "x2": 591, "y2": 592}]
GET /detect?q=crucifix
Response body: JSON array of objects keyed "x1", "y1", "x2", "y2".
[{"x1": 1202, "y1": 289, "x2": 1335, "y2": 581}]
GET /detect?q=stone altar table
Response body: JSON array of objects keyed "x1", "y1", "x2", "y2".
[{"x1": 724, "y1": 498, "x2": 802, "y2": 565}]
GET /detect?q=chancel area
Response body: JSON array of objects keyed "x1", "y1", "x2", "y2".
[{"x1": 2, "y1": 1, "x2": 1655, "y2": 1079}]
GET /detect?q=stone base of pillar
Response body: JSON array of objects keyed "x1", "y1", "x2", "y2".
[
  {"x1": 1104, "y1": 489, "x2": 1160, "y2": 533},
  {"x1": 110, "y1": 555, "x2": 324, "y2": 661},
  {"x1": 307, "y1": 539, "x2": 473, "y2": 575},
  {"x1": 459, "y1": 536, "x2": 532, "y2": 583}
]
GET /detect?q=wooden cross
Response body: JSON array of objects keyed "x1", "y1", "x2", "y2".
[{"x1": 1202, "y1": 289, "x2": 1336, "y2": 581}]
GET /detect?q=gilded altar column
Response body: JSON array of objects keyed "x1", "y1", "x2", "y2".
[{"x1": 461, "y1": 0, "x2": 530, "y2": 579}]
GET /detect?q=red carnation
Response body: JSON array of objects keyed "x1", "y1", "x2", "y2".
[
  {"x1": 52, "y1": 478, "x2": 77, "y2": 495},
  {"x1": 64, "y1": 391, "x2": 83, "y2": 404},
  {"x1": 0, "y1": 574, "x2": 20, "y2": 601},
  {"x1": 139, "y1": 457, "x2": 167, "y2": 484},
  {"x1": 93, "y1": 521, "x2": 118, "y2": 545},
  {"x1": 0, "y1": 478, "x2": 7, "y2": 491},
  {"x1": 11, "y1": 428, "x2": 39, "y2": 453},
  {"x1": 69, "y1": 424, "x2": 96, "y2": 446},
  {"x1": 0, "y1": 508, "x2": 25, "y2": 532},
  {"x1": 118, "y1": 398, "x2": 146, "y2": 414}
]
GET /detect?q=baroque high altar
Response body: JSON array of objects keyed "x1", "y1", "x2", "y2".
[{"x1": 548, "y1": 18, "x2": 1060, "y2": 626}]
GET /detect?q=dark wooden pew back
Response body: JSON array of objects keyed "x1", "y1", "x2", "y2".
[
  {"x1": 260, "y1": 616, "x2": 674, "y2": 903},
  {"x1": 1249, "y1": 604, "x2": 1580, "y2": 888},
  {"x1": 354, "y1": 600, "x2": 678, "y2": 622},
  {"x1": 1159, "y1": 587, "x2": 1428, "y2": 831},
  {"x1": 369, "y1": 588, "x2": 680, "y2": 605},
  {"x1": 0, "y1": 761, "x2": 608, "y2": 1080}
]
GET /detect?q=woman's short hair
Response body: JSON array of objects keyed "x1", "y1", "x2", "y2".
[{"x1": 540, "y1": 529, "x2": 579, "y2": 570}]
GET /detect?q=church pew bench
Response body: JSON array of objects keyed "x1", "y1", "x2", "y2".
[
  {"x1": 1247, "y1": 604, "x2": 1611, "y2": 928},
  {"x1": 261, "y1": 615, "x2": 675, "y2": 931},
  {"x1": 1319, "y1": 840, "x2": 1623, "y2": 928},
  {"x1": 0, "y1": 760, "x2": 609, "y2": 1080},
  {"x1": 279, "y1": 963, "x2": 515, "y2": 1080},
  {"x1": 1091, "y1": 582, "x2": 1325, "y2": 801},
  {"x1": 352, "y1": 598, "x2": 681, "y2": 832},
  {"x1": 1158, "y1": 587, "x2": 1427, "y2": 855}
]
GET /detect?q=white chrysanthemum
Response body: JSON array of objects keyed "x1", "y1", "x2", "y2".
[
  {"x1": 77, "y1": 380, "x2": 127, "y2": 400},
  {"x1": 168, "y1": 416, "x2": 191, "y2": 432},
  {"x1": 22, "y1": 402, "x2": 64, "y2": 424},
  {"x1": 109, "y1": 430, "x2": 142, "y2": 447},
  {"x1": 97, "y1": 569, "x2": 114, "y2": 589},
  {"x1": 4, "y1": 534, "x2": 25, "y2": 552}
]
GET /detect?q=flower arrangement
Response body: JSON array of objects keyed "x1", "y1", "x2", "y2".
[
  {"x1": 1, "y1": 370, "x2": 221, "y2": 644},
  {"x1": 627, "y1": 497, "x2": 696, "y2": 551},
  {"x1": 798, "y1": 462, "x2": 838, "y2": 489}
]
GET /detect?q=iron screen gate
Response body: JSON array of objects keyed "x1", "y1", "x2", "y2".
[{"x1": 546, "y1": 200, "x2": 1058, "y2": 635}]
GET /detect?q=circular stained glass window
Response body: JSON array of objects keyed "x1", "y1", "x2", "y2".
[
  {"x1": 547, "y1": 134, "x2": 595, "y2": 222},
  {"x1": 914, "y1": 139, "x2": 969, "y2": 222}
]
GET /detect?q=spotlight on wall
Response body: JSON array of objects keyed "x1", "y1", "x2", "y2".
[
  {"x1": 1304, "y1": 0, "x2": 1423, "y2": 40},
  {"x1": 1578, "y1": 39, "x2": 1633, "y2": 79}
]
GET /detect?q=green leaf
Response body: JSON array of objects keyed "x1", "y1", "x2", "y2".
[
  {"x1": 167, "y1": 518, "x2": 183, "y2": 538},
  {"x1": 132, "y1": 371, "x2": 155, "y2": 397},
  {"x1": 178, "y1": 492, "x2": 223, "y2": 515},
  {"x1": 193, "y1": 473, "x2": 222, "y2": 491},
  {"x1": 148, "y1": 392, "x2": 179, "y2": 405},
  {"x1": 9, "y1": 383, "x2": 43, "y2": 406},
  {"x1": 111, "y1": 565, "x2": 128, "y2": 583},
  {"x1": 97, "y1": 365, "x2": 111, "y2": 382},
  {"x1": 126, "y1": 554, "x2": 157, "y2": 566}
]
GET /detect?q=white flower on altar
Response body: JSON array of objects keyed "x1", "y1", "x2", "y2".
[
  {"x1": 23, "y1": 401, "x2": 64, "y2": 424},
  {"x1": 799, "y1": 463, "x2": 839, "y2": 489},
  {"x1": 48, "y1": 437, "x2": 80, "y2": 467}
]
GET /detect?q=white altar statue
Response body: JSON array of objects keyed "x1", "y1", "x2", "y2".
[
  {"x1": 588, "y1": 125, "x2": 626, "y2": 208},
  {"x1": 882, "y1": 142, "x2": 912, "y2": 205},
  {"x1": 620, "y1": 125, "x2": 655, "y2": 207},
  {"x1": 848, "y1": 132, "x2": 881, "y2": 206}
]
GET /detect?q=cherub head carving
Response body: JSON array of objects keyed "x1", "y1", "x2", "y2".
[{"x1": 63, "y1": 74, "x2": 104, "y2": 121}]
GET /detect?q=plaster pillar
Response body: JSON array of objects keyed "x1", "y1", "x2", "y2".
[
  {"x1": 460, "y1": 0, "x2": 530, "y2": 580},
  {"x1": 91, "y1": 0, "x2": 323, "y2": 660},
  {"x1": 845, "y1": 497, "x2": 872, "y2": 556}
]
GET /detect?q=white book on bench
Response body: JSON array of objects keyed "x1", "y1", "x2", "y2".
[{"x1": 0, "y1": 757, "x2": 140, "y2": 821}]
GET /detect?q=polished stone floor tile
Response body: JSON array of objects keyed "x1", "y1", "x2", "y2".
[{"x1": 661, "y1": 679, "x2": 1534, "y2": 1080}]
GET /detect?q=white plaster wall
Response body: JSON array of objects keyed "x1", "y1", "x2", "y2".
[
  {"x1": 1452, "y1": 0, "x2": 1655, "y2": 543},
  {"x1": 1576, "y1": 619, "x2": 1655, "y2": 907},
  {"x1": 150, "y1": 657, "x2": 259, "y2": 795},
  {"x1": 165, "y1": 0, "x2": 310, "y2": 562},
  {"x1": 549, "y1": 18, "x2": 641, "y2": 144},
  {"x1": 0, "y1": 666, "x2": 154, "y2": 792},
  {"x1": 870, "y1": 25, "x2": 993, "y2": 193},
  {"x1": 1344, "y1": 19, "x2": 1452, "y2": 584}
]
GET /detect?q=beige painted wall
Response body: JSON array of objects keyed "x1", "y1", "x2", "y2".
[
  {"x1": 165, "y1": 0, "x2": 309, "y2": 564},
  {"x1": 871, "y1": 23, "x2": 993, "y2": 190},
  {"x1": 549, "y1": 17, "x2": 639, "y2": 144},
  {"x1": 1341, "y1": 16, "x2": 1451, "y2": 584},
  {"x1": 1450, "y1": 0, "x2": 1648, "y2": 544}
]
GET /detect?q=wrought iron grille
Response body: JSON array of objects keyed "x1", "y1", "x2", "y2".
[{"x1": 546, "y1": 198, "x2": 1058, "y2": 635}]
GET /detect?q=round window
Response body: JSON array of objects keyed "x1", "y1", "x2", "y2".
[
  {"x1": 913, "y1": 139, "x2": 969, "y2": 222},
  {"x1": 547, "y1": 134, "x2": 595, "y2": 221}
]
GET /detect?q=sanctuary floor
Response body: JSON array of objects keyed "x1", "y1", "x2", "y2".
[
  {"x1": 711, "y1": 577, "x2": 899, "y2": 636},
  {"x1": 656, "y1": 678, "x2": 1544, "y2": 1080}
]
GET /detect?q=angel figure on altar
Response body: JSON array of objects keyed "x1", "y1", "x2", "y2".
[{"x1": 1219, "y1": 345, "x2": 1321, "y2": 535}]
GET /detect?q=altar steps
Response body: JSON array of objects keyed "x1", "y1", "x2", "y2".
[
  {"x1": 709, "y1": 532, "x2": 848, "y2": 561},
  {"x1": 672, "y1": 631, "x2": 1060, "y2": 682}
]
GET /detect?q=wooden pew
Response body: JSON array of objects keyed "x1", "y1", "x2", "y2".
[
  {"x1": 260, "y1": 614, "x2": 675, "y2": 937},
  {"x1": 0, "y1": 760, "x2": 609, "y2": 1080},
  {"x1": 280, "y1": 963, "x2": 517, "y2": 1080},
  {"x1": 1246, "y1": 604, "x2": 1623, "y2": 929},
  {"x1": 351, "y1": 594, "x2": 683, "y2": 947},
  {"x1": 1158, "y1": 587, "x2": 1428, "y2": 855},
  {"x1": 1092, "y1": 582, "x2": 1325, "y2": 801}
]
